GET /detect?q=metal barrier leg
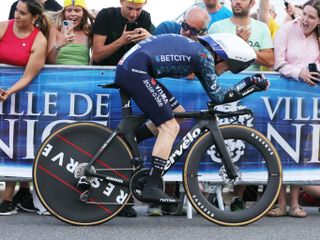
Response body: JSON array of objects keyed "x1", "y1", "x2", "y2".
[
  {"x1": 178, "y1": 182, "x2": 193, "y2": 219},
  {"x1": 187, "y1": 198, "x2": 193, "y2": 219},
  {"x1": 216, "y1": 185, "x2": 225, "y2": 210}
]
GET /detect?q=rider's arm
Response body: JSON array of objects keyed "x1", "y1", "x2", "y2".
[{"x1": 196, "y1": 55, "x2": 269, "y2": 104}]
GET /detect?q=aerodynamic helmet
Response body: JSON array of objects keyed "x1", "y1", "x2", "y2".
[{"x1": 197, "y1": 33, "x2": 256, "y2": 74}]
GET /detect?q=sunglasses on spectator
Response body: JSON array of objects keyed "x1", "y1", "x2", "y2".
[{"x1": 181, "y1": 21, "x2": 207, "y2": 36}]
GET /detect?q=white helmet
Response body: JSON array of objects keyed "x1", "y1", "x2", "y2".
[{"x1": 198, "y1": 33, "x2": 256, "y2": 73}]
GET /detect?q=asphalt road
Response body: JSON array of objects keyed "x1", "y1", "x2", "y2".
[{"x1": 1, "y1": 205, "x2": 320, "y2": 240}]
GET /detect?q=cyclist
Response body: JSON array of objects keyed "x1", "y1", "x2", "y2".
[{"x1": 114, "y1": 33, "x2": 269, "y2": 204}]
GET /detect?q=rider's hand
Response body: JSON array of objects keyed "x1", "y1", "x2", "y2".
[{"x1": 251, "y1": 73, "x2": 270, "y2": 91}]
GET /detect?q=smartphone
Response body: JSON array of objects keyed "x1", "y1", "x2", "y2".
[
  {"x1": 308, "y1": 63, "x2": 318, "y2": 73},
  {"x1": 126, "y1": 22, "x2": 138, "y2": 31},
  {"x1": 62, "y1": 20, "x2": 74, "y2": 34},
  {"x1": 308, "y1": 63, "x2": 319, "y2": 84}
]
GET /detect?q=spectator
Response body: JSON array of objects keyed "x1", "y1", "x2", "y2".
[
  {"x1": 149, "y1": 6, "x2": 210, "y2": 217},
  {"x1": 92, "y1": 0, "x2": 154, "y2": 217},
  {"x1": 154, "y1": 6, "x2": 210, "y2": 39},
  {"x1": 274, "y1": 0, "x2": 320, "y2": 86},
  {"x1": 208, "y1": 0, "x2": 274, "y2": 71},
  {"x1": 92, "y1": 0, "x2": 154, "y2": 66},
  {"x1": 9, "y1": 0, "x2": 62, "y2": 20},
  {"x1": 257, "y1": 0, "x2": 279, "y2": 72},
  {"x1": 46, "y1": 0, "x2": 94, "y2": 65},
  {"x1": 201, "y1": 0, "x2": 232, "y2": 27},
  {"x1": 0, "y1": 0, "x2": 49, "y2": 215},
  {"x1": 268, "y1": 0, "x2": 320, "y2": 218},
  {"x1": 258, "y1": 0, "x2": 279, "y2": 39}
]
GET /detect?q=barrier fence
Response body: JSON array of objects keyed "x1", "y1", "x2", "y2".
[{"x1": 1, "y1": 64, "x2": 320, "y2": 184}]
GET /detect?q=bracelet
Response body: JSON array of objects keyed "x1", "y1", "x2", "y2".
[{"x1": 54, "y1": 44, "x2": 60, "y2": 51}]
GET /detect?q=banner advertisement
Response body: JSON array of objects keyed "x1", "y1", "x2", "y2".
[{"x1": 1, "y1": 64, "x2": 320, "y2": 184}]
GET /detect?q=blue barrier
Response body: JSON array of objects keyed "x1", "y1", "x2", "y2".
[{"x1": 0, "y1": 64, "x2": 320, "y2": 184}]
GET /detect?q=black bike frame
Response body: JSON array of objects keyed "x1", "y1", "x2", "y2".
[{"x1": 83, "y1": 85, "x2": 244, "y2": 186}]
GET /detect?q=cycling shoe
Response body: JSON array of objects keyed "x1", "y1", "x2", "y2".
[{"x1": 140, "y1": 187, "x2": 179, "y2": 205}]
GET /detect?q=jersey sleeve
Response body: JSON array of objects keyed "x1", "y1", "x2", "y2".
[
  {"x1": 195, "y1": 51, "x2": 250, "y2": 105},
  {"x1": 195, "y1": 51, "x2": 226, "y2": 104}
]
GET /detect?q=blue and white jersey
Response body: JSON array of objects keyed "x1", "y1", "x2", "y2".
[{"x1": 118, "y1": 34, "x2": 228, "y2": 104}]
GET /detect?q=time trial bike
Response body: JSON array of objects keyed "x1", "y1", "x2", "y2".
[{"x1": 33, "y1": 83, "x2": 282, "y2": 226}]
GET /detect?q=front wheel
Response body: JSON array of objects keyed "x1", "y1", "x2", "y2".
[
  {"x1": 33, "y1": 122, "x2": 133, "y2": 226},
  {"x1": 183, "y1": 125, "x2": 282, "y2": 226}
]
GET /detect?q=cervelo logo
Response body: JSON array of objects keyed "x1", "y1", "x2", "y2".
[{"x1": 164, "y1": 128, "x2": 201, "y2": 170}]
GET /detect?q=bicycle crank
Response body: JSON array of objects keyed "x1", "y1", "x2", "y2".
[{"x1": 129, "y1": 168, "x2": 164, "y2": 201}]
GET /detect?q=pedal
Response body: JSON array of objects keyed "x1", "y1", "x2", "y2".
[{"x1": 77, "y1": 176, "x2": 92, "y2": 192}]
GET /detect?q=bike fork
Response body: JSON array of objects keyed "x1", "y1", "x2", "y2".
[{"x1": 208, "y1": 121, "x2": 238, "y2": 180}]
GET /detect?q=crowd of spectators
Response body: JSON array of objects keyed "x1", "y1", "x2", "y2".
[{"x1": 1, "y1": 0, "x2": 320, "y2": 219}]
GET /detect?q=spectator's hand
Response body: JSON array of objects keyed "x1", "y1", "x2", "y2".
[
  {"x1": 0, "y1": 89, "x2": 9, "y2": 102},
  {"x1": 236, "y1": 26, "x2": 251, "y2": 43},
  {"x1": 119, "y1": 25, "x2": 135, "y2": 45},
  {"x1": 284, "y1": 3, "x2": 302, "y2": 20},
  {"x1": 57, "y1": 28, "x2": 75, "y2": 49},
  {"x1": 128, "y1": 28, "x2": 152, "y2": 43},
  {"x1": 299, "y1": 69, "x2": 320, "y2": 86},
  {"x1": 120, "y1": 26, "x2": 151, "y2": 45},
  {"x1": 285, "y1": 3, "x2": 295, "y2": 16}
]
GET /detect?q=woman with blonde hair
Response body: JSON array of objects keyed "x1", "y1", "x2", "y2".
[{"x1": 46, "y1": 0, "x2": 94, "y2": 65}]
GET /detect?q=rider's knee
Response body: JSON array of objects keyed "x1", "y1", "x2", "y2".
[{"x1": 159, "y1": 119, "x2": 180, "y2": 139}]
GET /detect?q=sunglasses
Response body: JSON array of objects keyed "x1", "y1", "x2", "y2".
[{"x1": 181, "y1": 21, "x2": 207, "y2": 36}]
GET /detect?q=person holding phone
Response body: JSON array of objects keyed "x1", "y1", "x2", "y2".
[
  {"x1": 274, "y1": 0, "x2": 320, "y2": 87},
  {"x1": 268, "y1": 0, "x2": 320, "y2": 218},
  {"x1": 92, "y1": 0, "x2": 154, "y2": 217},
  {"x1": 46, "y1": 0, "x2": 94, "y2": 65},
  {"x1": 92, "y1": 0, "x2": 155, "y2": 66}
]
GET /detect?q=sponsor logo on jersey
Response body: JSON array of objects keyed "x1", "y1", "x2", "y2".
[
  {"x1": 143, "y1": 79, "x2": 168, "y2": 107},
  {"x1": 155, "y1": 55, "x2": 191, "y2": 63},
  {"x1": 131, "y1": 68, "x2": 147, "y2": 74}
]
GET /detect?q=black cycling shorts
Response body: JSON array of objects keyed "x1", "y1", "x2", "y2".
[{"x1": 115, "y1": 66, "x2": 180, "y2": 126}]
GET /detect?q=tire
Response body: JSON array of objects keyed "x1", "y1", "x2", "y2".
[
  {"x1": 183, "y1": 124, "x2": 282, "y2": 226},
  {"x1": 33, "y1": 122, "x2": 133, "y2": 226}
]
